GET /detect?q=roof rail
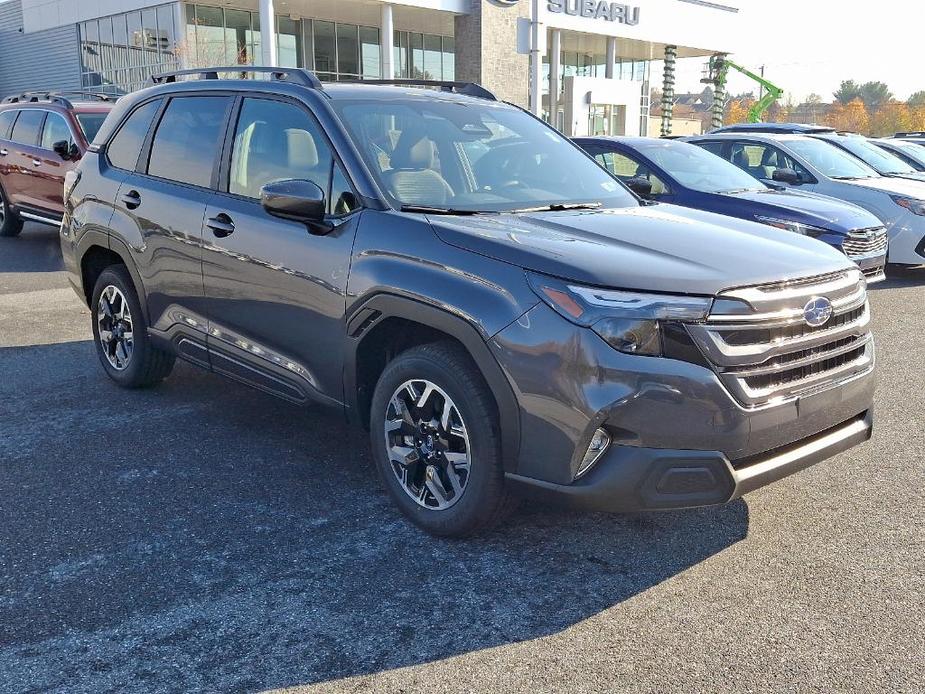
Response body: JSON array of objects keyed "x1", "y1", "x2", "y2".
[
  {"x1": 894, "y1": 131, "x2": 925, "y2": 138},
  {"x1": 335, "y1": 79, "x2": 497, "y2": 101},
  {"x1": 2, "y1": 91, "x2": 117, "y2": 107},
  {"x1": 150, "y1": 66, "x2": 324, "y2": 89}
]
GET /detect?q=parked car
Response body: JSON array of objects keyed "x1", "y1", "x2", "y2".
[
  {"x1": 710, "y1": 123, "x2": 925, "y2": 183},
  {"x1": 0, "y1": 91, "x2": 114, "y2": 237},
  {"x1": 574, "y1": 136, "x2": 887, "y2": 281},
  {"x1": 62, "y1": 68, "x2": 875, "y2": 536},
  {"x1": 690, "y1": 132, "x2": 925, "y2": 266},
  {"x1": 872, "y1": 138, "x2": 925, "y2": 171}
]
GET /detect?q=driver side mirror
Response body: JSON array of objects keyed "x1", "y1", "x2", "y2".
[
  {"x1": 625, "y1": 176, "x2": 653, "y2": 199},
  {"x1": 772, "y1": 168, "x2": 801, "y2": 185},
  {"x1": 53, "y1": 140, "x2": 79, "y2": 161},
  {"x1": 261, "y1": 179, "x2": 330, "y2": 233}
]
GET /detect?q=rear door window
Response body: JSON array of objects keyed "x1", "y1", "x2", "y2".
[
  {"x1": 10, "y1": 110, "x2": 45, "y2": 146},
  {"x1": 147, "y1": 96, "x2": 231, "y2": 187},
  {"x1": 0, "y1": 110, "x2": 17, "y2": 140},
  {"x1": 107, "y1": 99, "x2": 161, "y2": 171}
]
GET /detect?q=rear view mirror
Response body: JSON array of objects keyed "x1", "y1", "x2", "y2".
[
  {"x1": 626, "y1": 176, "x2": 653, "y2": 198},
  {"x1": 772, "y1": 168, "x2": 800, "y2": 185},
  {"x1": 261, "y1": 179, "x2": 328, "y2": 232}
]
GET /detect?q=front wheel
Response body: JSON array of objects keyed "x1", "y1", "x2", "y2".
[
  {"x1": 91, "y1": 265, "x2": 175, "y2": 388},
  {"x1": 0, "y1": 186, "x2": 23, "y2": 237},
  {"x1": 370, "y1": 342, "x2": 510, "y2": 537}
]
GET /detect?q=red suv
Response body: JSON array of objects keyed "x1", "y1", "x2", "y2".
[{"x1": 0, "y1": 92, "x2": 114, "y2": 237}]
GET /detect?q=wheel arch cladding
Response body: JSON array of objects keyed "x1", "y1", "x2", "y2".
[
  {"x1": 79, "y1": 237, "x2": 150, "y2": 323},
  {"x1": 345, "y1": 295, "x2": 522, "y2": 473}
]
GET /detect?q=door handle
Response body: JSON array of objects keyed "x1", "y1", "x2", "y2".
[
  {"x1": 0, "y1": 149, "x2": 8, "y2": 156},
  {"x1": 120, "y1": 190, "x2": 141, "y2": 210},
  {"x1": 206, "y1": 213, "x2": 235, "y2": 238},
  {"x1": 32, "y1": 159, "x2": 41, "y2": 167}
]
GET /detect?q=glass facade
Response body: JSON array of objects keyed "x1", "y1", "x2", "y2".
[
  {"x1": 79, "y1": 3, "x2": 181, "y2": 94},
  {"x1": 79, "y1": 3, "x2": 457, "y2": 94},
  {"x1": 393, "y1": 31, "x2": 455, "y2": 80}
]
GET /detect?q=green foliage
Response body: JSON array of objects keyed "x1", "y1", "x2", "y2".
[
  {"x1": 834, "y1": 80, "x2": 862, "y2": 105},
  {"x1": 907, "y1": 91, "x2": 925, "y2": 107}
]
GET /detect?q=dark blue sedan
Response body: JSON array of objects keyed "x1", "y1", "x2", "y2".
[{"x1": 574, "y1": 136, "x2": 887, "y2": 280}]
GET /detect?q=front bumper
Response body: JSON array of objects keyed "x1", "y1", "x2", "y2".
[
  {"x1": 506, "y1": 409, "x2": 872, "y2": 512},
  {"x1": 490, "y1": 302, "x2": 876, "y2": 508}
]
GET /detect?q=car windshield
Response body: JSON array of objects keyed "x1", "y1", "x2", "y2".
[
  {"x1": 885, "y1": 140, "x2": 925, "y2": 166},
  {"x1": 636, "y1": 140, "x2": 765, "y2": 193},
  {"x1": 784, "y1": 138, "x2": 879, "y2": 179},
  {"x1": 825, "y1": 136, "x2": 918, "y2": 175},
  {"x1": 75, "y1": 112, "x2": 108, "y2": 142},
  {"x1": 332, "y1": 97, "x2": 637, "y2": 212}
]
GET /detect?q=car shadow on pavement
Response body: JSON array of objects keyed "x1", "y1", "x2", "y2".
[
  {"x1": 0, "y1": 226, "x2": 64, "y2": 274},
  {"x1": 0, "y1": 341, "x2": 749, "y2": 693}
]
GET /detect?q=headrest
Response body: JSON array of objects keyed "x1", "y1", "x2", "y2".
[
  {"x1": 286, "y1": 128, "x2": 318, "y2": 169},
  {"x1": 390, "y1": 128, "x2": 435, "y2": 170}
]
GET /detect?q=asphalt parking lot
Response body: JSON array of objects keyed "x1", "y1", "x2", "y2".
[{"x1": 0, "y1": 224, "x2": 923, "y2": 693}]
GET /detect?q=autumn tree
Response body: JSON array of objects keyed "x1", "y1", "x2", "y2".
[
  {"x1": 824, "y1": 98, "x2": 870, "y2": 134},
  {"x1": 725, "y1": 98, "x2": 751, "y2": 125},
  {"x1": 869, "y1": 101, "x2": 913, "y2": 137}
]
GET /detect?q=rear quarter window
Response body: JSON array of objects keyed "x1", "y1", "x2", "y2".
[
  {"x1": 147, "y1": 96, "x2": 230, "y2": 187},
  {"x1": 10, "y1": 109, "x2": 45, "y2": 146},
  {"x1": 107, "y1": 100, "x2": 161, "y2": 171}
]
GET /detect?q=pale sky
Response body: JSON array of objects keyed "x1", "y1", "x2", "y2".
[{"x1": 671, "y1": 0, "x2": 924, "y2": 104}]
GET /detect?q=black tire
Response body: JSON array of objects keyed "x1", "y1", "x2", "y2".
[
  {"x1": 370, "y1": 341, "x2": 510, "y2": 537},
  {"x1": 0, "y1": 185, "x2": 23, "y2": 238},
  {"x1": 90, "y1": 265, "x2": 175, "y2": 388}
]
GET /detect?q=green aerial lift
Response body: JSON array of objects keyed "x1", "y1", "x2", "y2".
[{"x1": 702, "y1": 55, "x2": 784, "y2": 125}]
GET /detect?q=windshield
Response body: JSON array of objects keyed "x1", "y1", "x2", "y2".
[
  {"x1": 785, "y1": 138, "x2": 879, "y2": 179},
  {"x1": 885, "y1": 140, "x2": 925, "y2": 167},
  {"x1": 332, "y1": 97, "x2": 637, "y2": 212},
  {"x1": 825, "y1": 136, "x2": 918, "y2": 175},
  {"x1": 637, "y1": 140, "x2": 765, "y2": 193},
  {"x1": 75, "y1": 112, "x2": 107, "y2": 143}
]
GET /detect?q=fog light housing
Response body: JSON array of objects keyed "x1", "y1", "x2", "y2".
[{"x1": 576, "y1": 428, "x2": 611, "y2": 479}]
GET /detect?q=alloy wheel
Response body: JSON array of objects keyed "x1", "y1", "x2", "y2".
[
  {"x1": 384, "y1": 379, "x2": 472, "y2": 510},
  {"x1": 0, "y1": 188, "x2": 5, "y2": 225},
  {"x1": 97, "y1": 285, "x2": 134, "y2": 371}
]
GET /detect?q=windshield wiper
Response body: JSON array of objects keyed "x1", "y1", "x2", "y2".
[
  {"x1": 399, "y1": 204, "x2": 486, "y2": 215},
  {"x1": 720, "y1": 188, "x2": 754, "y2": 194},
  {"x1": 509, "y1": 202, "x2": 603, "y2": 213}
]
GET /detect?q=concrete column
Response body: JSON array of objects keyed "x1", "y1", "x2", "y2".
[
  {"x1": 380, "y1": 4, "x2": 395, "y2": 79},
  {"x1": 660, "y1": 45, "x2": 677, "y2": 137},
  {"x1": 605, "y1": 37, "x2": 616, "y2": 80},
  {"x1": 549, "y1": 29, "x2": 561, "y2": 128},
  {"x1": 529, "y1": 0, "x2": 542, "y2": 115},
  {"x1": 174, "y1": 1, "x2": 188, "y2": 68},
  {"x1": 259, "y1": 0, "x2": 277, "y2": 68}
]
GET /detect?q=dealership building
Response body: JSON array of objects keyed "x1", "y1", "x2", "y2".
[{"x1": 0, "y1": 0, "x2": 741, "y2": 136}]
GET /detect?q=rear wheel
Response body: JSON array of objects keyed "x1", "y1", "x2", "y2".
[
  {"x1": 370, "y1": 342, "x2": 509, "y2": 537},
  {"x1": 0, "y1": 186, "x2": 23, "y2": 237},
  {"x1": 91, "y1": 265, "x2": 175, "y2": 388}
]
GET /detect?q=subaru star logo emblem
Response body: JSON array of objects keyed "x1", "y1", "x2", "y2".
[{"x1": 803, "y1": 296, "x2": 834, "y2": 327}]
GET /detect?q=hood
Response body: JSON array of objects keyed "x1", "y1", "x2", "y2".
[
  {"x1": 841, "y1": 175, "x2": 925, "y2": 199},
  {"x1": 720, "y1": 189, "x2": 880, "y2": 233},
  {"x1": 427, "y1": 204, "x2": 853, "y2": 296}
]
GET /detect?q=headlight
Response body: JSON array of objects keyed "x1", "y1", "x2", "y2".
[
  {"x1": 755, "y1": 216, "x2": 827, "y2": 237},
  {"x1": 527, "y1": 273, "x2": 712, "y2": 357},
  {"x1": 891, "y1": 195, "x2": 925, "y2": 216}
]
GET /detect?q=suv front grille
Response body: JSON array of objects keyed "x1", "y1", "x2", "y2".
[
  {"x1": 686, "y1": 269, "x2": 874, "y2": 408},
  {"x1": 843, "y1": 227, "x2": 888, "y2": 259}
]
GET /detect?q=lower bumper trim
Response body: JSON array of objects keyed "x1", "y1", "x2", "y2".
[{"x1": 506, "y1": 409, "x2": 873, "y2": 513}]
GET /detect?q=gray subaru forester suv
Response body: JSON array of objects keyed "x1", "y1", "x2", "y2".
[{"x1": 61, "y1": 68, "x2": 875, "y2": 536}]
